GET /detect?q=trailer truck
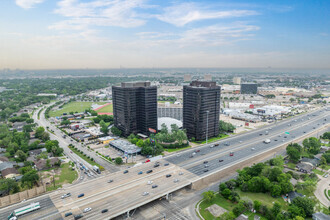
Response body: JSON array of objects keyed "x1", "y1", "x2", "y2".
[{"x1": 8, "y1": 202, "x2": 41, "y2": 220}]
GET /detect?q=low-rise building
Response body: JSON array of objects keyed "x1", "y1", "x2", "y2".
[
  {"x1": 287, "y1": 191, "x2": 304, "y2": 203},
  {"x1": 1, "y1": 167, "x2": 19, "y2": 179},
  {"x1": 98, "y1": 136, "x2": 115, "y2": 144},
  {"x1": 109, "y1": 139, "x2": 141, "y2": 155},
  {"x1": 296, "y1": 162, "x2": 313, "y2": 173},
  {"x1": 34, "y1": 158, "x2": 60, "y2": 171}
]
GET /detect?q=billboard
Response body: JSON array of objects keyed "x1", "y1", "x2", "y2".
[{"x1": 149, "y1": 128, "x2": 157, "y2": 133}]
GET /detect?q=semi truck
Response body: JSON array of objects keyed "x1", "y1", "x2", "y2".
[{"x1": 8, "y1": 202, "x2": 41, "y2": 220}]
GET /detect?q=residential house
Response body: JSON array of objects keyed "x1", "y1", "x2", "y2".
[
  {"x1": 0, "y1": 156, "x2": 9, "y2": 163},
  {"x1": 236, "y1": 214, "x2": 248, "y2": 220},
  {"x1": 34, "y1": 158, "x2": 60, "y2": 171},
  {"x1": 287, "y1": 191, "x2": 304, "y2": 203},
  {"x1": 296, "y1": 162, "x2": 313, "y2": 173},
  {"x1": 1, "y1": 167, "x2": 19, "y2": 179},
  {"x1": 11, "y1": 121, "x2": 27, "y2": 132},
  {"x1": 0, "y1": 162, "x2": 14, "y2": 172},
  {"x1": 254, "y1": 216, "x2": 261, "y2": 220},
  {"x1": 312, "y1": 212, "x2": 330, "y2": 220}
]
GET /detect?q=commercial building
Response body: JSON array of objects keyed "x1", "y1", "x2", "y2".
[
  {"x1": 112, "y1": 82, "x2": 157, "y2": 136},
  {"x1": 109, "y1": 139, "x2": 141, "y2": 155},
  {"x1": 183, "y1": 81, "x2": 221, "y2": 141},
  {"x1": 204, "y1": 74, "x2": 212, "y2": 81},
  {"x1": 233, "y1": 77, "x2": 241, "y2": 85},
  {"x1": 240, "y1": 83, "x2": 258, "y2": 94}
]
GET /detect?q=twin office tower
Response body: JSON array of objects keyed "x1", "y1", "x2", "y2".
[{"x1": 112, "y1": 81, "x2": 221, "y2": 141}]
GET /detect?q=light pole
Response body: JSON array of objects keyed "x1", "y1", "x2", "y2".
[{"x1": 206, "y1": 110, "x2": 209, "y2": 144}]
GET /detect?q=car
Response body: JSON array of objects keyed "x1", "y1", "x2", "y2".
[
  {"x1": 189, "y1": 155, "x2": 193, "y2": 158},
  {"x1": 219, "y1": 159, "x2": 223, "y2": 162},
  {"x1": 251, "y1": 148, "x2": 255, "y2": 151},
  {"x1": 80, "y1": 176, "x2": 83, "y2": 180},
  {"x1": 65, "y1": 212, "x2": 73, "y2": 217},
  {"x1": 70, "y1": 151, "x2": 73, "y2": 153},
  {"x1": 192, "y1": 152, "x2": 196, "y2": 155},
  {"x1": 74, "y1": 214, "x2": 83, "y2": 220},
  {"x1": 154, "y1": 163, "x2": 160, "y2": 168},
  {"x1": 164, "y1": 163, "x2": 169, "y2": 166},
  {"x1": 80, "y1": 167, "x2": 83, "y2": 170},
  {"x1": 204, "y1": 169, "x2": 209, "y2": 172},
  {"x1": 78, "y1": 193, "x2": 84, "y2": 198},
  {"x1": 259, "y1": 133, "x2": 263, "y2": 136},
  {"x1": 84, "y1": 171, "x2": 87, "y2": 174},
  {"x1": 229, "y1": 152, "x2": 234, "y2": 156},
  {"x1": 284, "y1": 136, "x2": 287, "y2": 138},
  {"x1": 278, "y1": 135, "x2": 282, "y2": 137},
  {"x1": 107, "y1": 179, "x2": 113, "y2": 183},
  {"x1": 214, "y1": 143, "x2": 219, "y2": 146},
  {"x1": 179, "y1": 172, "x2": 184, "y2": 175},
  {"x1": 138, "y1": 171, "x2": 143, "y2": 175},
  {"x1": 195, "y1": 150, "x2": 200, "y2": 153},
  {"x1": 174, "y1": 179, "x2": 179, "y2": 183},
  {"x1": 145, "y1": 159, "x2": 150, "y2": 163},
  {"x1": 123, "y1": 170, "x2": 128, "y2": 174},
  {"x1": 204, "y1": 164, "x2": 209, "y2": 168},
  {"x1": 101, "y1": 209, "x2": 108, "y2": 213},
  {"x1": 203, "y1": 161, "x2": 208, "y2": 164},
  {"x1": 224, "y1": 143, "x2": 230, "y2": 146},
  {"x1": 313, "y1": 127, "x2": 316, "y2": 129},
  {"x1": 274, "y1": 139, "x2": 278, "y2": 141},
  {"x1": 146, "y1": 170, "x2": 153, "y2": 174},
  {"x1": 147, "y1": 181, "x2": 153, "y2": 185},
  {"x1": 83, "y1": 207, "x2": 92, "y2": 213},
  {"x1": 87, "y1": 174, "x2": 91, "y2": 177},
  {"x1": 210, "y1": 145, "x2": 214, "y2": 148},
  {"x1": 152, "y1": 184, "x2": 158, "y2": 188},
  {"x1": 325, "y1": 174, "x2": 328, "y2": 178},
  {"x1": 61, "y1": 193, "x2": 71, "y2": 199},
  {"x1": 166, "y1": 174, "x2": 172, "y2": 178},
  {"x1": 142, "y1": 192, "x2": 149, "y2": 196}
]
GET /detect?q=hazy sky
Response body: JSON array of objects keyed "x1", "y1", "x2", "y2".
[{"x1": 1, "y1": 0, "x2": 330, "y2": 69}]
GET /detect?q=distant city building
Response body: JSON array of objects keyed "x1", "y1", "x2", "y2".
[
  {"x1": 184, "y1": 74, "x2": 192, "y2": 82},
  {"x1": 112, "y1": 82, "x2": 157, "y2": 136},
  {"x1": 183, "y1": 81, "x2": 221, "y2": 141},
  {"x1": 204, "y1": 74, "x2": 212, "y2": 81},
  {"x1": 233, "y1": 77, "x2": 241, "y2": 85},
  {"x1": 240, "y1": 83, "x2": 258, "y2": 94}
]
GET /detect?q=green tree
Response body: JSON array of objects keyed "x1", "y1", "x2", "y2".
[
  {"x1": 99, "y1": 120, "x2": 109, "y2": 134},
  {"x1": 202, "y1": 190, "x2": 216, "y2": 202},
  {"x1": 219, "y1": 120, "x2": 235, "y2": 133},
  {"x1": 19, "y1": 166, "x2": 33, "y2": 175},
  {"x1": 46, "y1": 159, "x2": 51, "y2": 168},
  {"x1": 110, "y1": 126, "x2": 122, "y2": 136},
  {"x1": 269, "y1": 155, "x2": 284, "y2": 167},
  {"x1": 21, "y1": 170, "x2": 40, "y2": 189},
  {"x1": 115, "y1": 157, "x2": 123, "y2": 165},
  {"x1": 302, "y1": 137, "x2": 321, "y2": 155},
  {"x1": 221, "y1": 188, "x2": 232, "y2": 199},
  {"x1": 288, "y1": 205, "x2": 305, "y2": 218},
  {"x1": 272, "y1": 202, "x2": 282, "y2": 217},
  {"x1": 253, "y1": 200, "x2": 262, "y2": 212},
  {"x1": 321, "y1": 132, "x2": 330, "y2": 139},
  {"x1": 15, "y1": 150, "x2": 27, "y2": 162},
  {"x1": 219, "y1": 211, "x2": 235, "y2": 220},
  {"x1": 35, "y1": 126, "x2": 45, "y2": 138},
  {"x1": 292, "y1": 197, "x2": 315, "y2": 217},
  {"x1": 23, "y1": 124, "x2": 33, "y2": 132},
  {"x1": 136, "y1": 139, "x2": 144, "y2": 148},
  {"x1": 286, "y1": 146, "x2": 301, "y2": 163},
  {"x1": 271, "y1": 184, "x2": 282, "y2": 197},
  {"x1": 0, "y1": 179, "x2": 19, "y2": 195},
  {"x1": 233, "y1": 200, "x2": 246, "y2": 217}
]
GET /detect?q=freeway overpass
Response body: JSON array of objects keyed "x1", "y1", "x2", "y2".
[{"x1": 0, "y1": 107, "x2": 329, "y2": 220}]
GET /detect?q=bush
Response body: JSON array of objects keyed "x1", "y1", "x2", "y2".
[{"x1": 115, "y1": 157, "x2": 123, "y2": 165}]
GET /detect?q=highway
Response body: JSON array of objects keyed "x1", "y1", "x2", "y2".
[{"x1": 1, "y1": 106, "x2": 328, "y2": 220}]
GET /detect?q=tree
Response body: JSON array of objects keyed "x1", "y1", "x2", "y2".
[
  {"x1": 99, "y1": 120, "x2": 109, "y2": 134},
  {"x1": 321, "y1": 132, "x2": 330, "y2": 139},
  {"x1": 35, "y1": 126, "x2": 45, "y2": 138},
  {"x1": 302, "y1": 137, "x2": 321, "y2": 155},
  {"x1": 110, "y1": 126, "x2": 122, "y2": 136},
  {"x1": 46, "y1": 159, "x2": 51, "y2": 168},
  {"x1": 291, "y1": 197, "x2": 315, "y2": 217},
  {"x1": 21, "y1": 170, "x2": 39, "y2": 189},
  {"x1": 41, "y1": 132, "x2": 50, "y2": 142},
  {"x1": 219, "y1": 183, "x2": 227, "y2": 192},
  {"x1": 219, "y1": 120, "x2": 235, "y2": 133},
  {"x1": 269, "y1": 155, "x2": 284, "y2": 167},
  {"x1": 271, "y1": 184, "x2": 282, "y2": 197},
  {"x1": 115, "y1": 157, "x2": 123, "y2": 165},
  {"x1": 288, "y1": 205, "x2": 305, "y2": 218},
  {"x1": 23, "y1": 124, "x2": 33, "y2": 132},
  {"x1": 136, "y1": 139, "x2": 144, "y2": 148},
  {"x1": 290, "y1": 98, "x2": 296, "y2": 103},
  {"x1": 60, "y1": 120, "x2": 71, "y2": 125},
  {"x1": 15, "y1": 150, "x2": 27, "y2": 162},
  {"x1": 233, "y1": 200, "x2": 246, "y2": 217},
  {"x1": 286, "y1": 146, "x2": 301, "y2": 163},
  {"x1": 202, "y1": 190, "x2": 216, "y2": 202},
  {"x1": 26, "y1": 118, "x2": 34, "y2": 124},
  {"x1": 221, "y1": 188, "x2": 232, "y2": 199},
  {"x1": 219, "y1": 211, "x2": 235, "y2": 220},
  {"x1": 0, "y1": 178, "x2": 19, "y2": 195},
  {"x1": 254, "y1": 200, "x2": 262, "y2": 212},
  {"x1": 19, "y1": 166, "x2": 33, "y2": 175},
  {"x1": 272, "y1": 202, "x2": 282, "y2": 217}
]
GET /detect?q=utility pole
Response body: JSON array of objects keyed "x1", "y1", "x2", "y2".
[{"x1": 206, "y1": 110, "x2": 209, "y2": 144}]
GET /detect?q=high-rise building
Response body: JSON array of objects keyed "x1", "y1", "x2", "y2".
[
  {"x1": 112, "y1": 82, "x2": 157, "y2": 136},
  {"x1": 184, "y1": 74, "x2": 192, "y2": 82},
  {"x1": 204, "y1": 74, "x2": 212, "y2": 81},
  {"x1": 240, "y1": 83, "x2": 258, "y2": 94},
  {"x1": 183, "y1": 81, "x2": 221, "y2": 141},
  {"x1": 233, "y1": 77, "x2": 241, "y2": 85}
]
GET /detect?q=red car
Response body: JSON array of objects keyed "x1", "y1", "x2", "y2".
[
  {"x1": 229, "y1": 152, "x2": 234, "y2": 156},
  {"x1": 145, "y1": 159, "x2": 150, "y2": 163}
]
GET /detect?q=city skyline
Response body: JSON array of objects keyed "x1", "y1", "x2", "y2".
[{"x1": 1, "y1": 0, "x2": 330, "y2": 69}]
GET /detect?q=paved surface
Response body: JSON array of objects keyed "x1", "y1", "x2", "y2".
[
  {"x1": 2, "y1": 106, "x2": 328, "y2": 220},
  {"x1": 314, "y1": 174, "x2": 330, "y2": 207}
]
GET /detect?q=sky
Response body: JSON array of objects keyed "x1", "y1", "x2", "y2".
[{"x1": 0, "y1": 0, "x2": 330, "y2": 69}]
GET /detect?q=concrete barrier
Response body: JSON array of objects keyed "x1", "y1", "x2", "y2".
[
  {"x1": 191, "y1": 125, "x2": 329, "y2": 190},
  {"x1": 0, "y1": 184, "x2": 46, "y2": 208}
]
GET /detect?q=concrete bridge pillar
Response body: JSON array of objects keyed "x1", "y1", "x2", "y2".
[{"x1": 127, "y1": 210, "x2": 130, "y2": 218}]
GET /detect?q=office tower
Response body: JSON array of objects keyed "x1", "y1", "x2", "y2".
[
  {"x1": 112, "y1": 82, "x2": 157, "y2": 136},
  {"x1": 183, "y1": 81, "x2": 221, "y2": 141},
  {"x1": 184, "y1": 74, "x2": 192, "y2": 82},
  {"x1": 240, "y1": 83, "x2": 258, "y2": 94},
  {"x1": 233, "y1": 77, "x2": 241, "y2": 85},
  {"x1": 204, "y1": 74, "x2": 212, "y2": 81}
]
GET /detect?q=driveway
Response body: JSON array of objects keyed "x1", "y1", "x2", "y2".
[{"x1": 314, "y1": 173, "x2": 330, "y2": 207}]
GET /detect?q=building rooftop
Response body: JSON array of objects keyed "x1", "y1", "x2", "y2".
[
  {"x1": 109, "y1": 139, "x2": 141, "y2": 155},
  {"x1": 158, "y1": 117, "x2": 183, "y2": 132},
  {"x1": 189, "y1": 80, "x2": 218, "y2": 88},
  {"x1": 120, "y1": 81, "x2": 152, "y2": 88},
  {"x1": 1, "y1": 167, "x2": 19, "y2": 177}
]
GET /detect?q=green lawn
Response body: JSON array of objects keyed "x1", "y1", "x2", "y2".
[
  {"x1": 46, "y1": 163, "x2": 78, "y2": 191},
  {"x1": 246, "y1": 212, "x2": 268, "y2": 220},
  {"x1": 286, "y1": 162, "x2": 296, "y2": 169},
  {"x1": 96, "y1": 103, "x2": 113, "y2": 113},
  {"x1": 313, "y1": 169, "x2": 325, "y2": 176},
  {"x1": 199, "y1": 194, "x2": 236, "y2": 220},
  {"x1": 49, "y1": 101, "x2": 107, "y2": 117},
  {"x1": 237, "y1": 190, "x2": 289, "y2": 210},
  {"x1": 193, "y1": 134, "x2": 229, "y2": 145},
  {"x1": 320, "y1": 164, "x2": 330, "y2": 171},
  {"x1": 164, "y1": 145, "x2": 191, "y2": 152}
]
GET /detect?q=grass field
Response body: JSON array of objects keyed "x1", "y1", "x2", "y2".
[
  {"x1": 199, "y1": 194, "x2": 236, "y2": 220},
  {"x1": 96, "y1": 103, "x2": 113, "y2": 113},
  {"x1": 68, "y1": 145, "x2": 100, "y2": 167},
  {"x1": 313, "y1": 169, "x2": 325, "y2": 176},
  {"x1": 164, "y1": 145, "x2": 191, "y2": 152},
  {"x1": 46, "y1": 163, "x2": 78, "y2": 191},
  {"x1": 49, "y1": 101, "x2": 107, "y2": 117},
  {"x1": 193, "y1": 134, "x2": 229, "y2": 145},
  {"x1": 286, "y1": 162, "x2": 296, "y2": 169}
]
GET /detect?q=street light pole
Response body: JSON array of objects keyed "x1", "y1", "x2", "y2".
[{"x1": 206, "y1": 110, "x2": 209, "y2": 144}]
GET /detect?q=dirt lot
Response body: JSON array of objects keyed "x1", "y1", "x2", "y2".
[{"x1": 220, "y1": 114, "x2": 269, "y2": 133}]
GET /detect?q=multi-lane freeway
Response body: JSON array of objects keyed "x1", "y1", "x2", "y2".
[{"x1": 0, "y1": 106, "x2": 328, "y2": 220}]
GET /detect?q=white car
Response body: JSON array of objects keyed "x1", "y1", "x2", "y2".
[
  {"x1": 80, "y1": 177, "x2": 83, "y2": 180},
  {"x1": 174, "y1": 179, "x2": 179, "y2": 183},
  {"x1": 147, "y1": 181, "x2": 153, "y2": 185},
  {"x1": 61, "y1": 193, "x2": 71, "y2": 199},
  {"x1": 179, "y1": 172, "x2": 184, "y2": 175},
  {"x1": 83, "y1": 207, "x2": 92, "y2": 213},
  {"x1": 142, "y1": 192, "x2": 149, "y2": 196},
  {"x1": 251, "y1": 148, "x2": 255, "y2": 151}
]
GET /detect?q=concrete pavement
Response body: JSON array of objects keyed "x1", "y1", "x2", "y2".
[{"x1": 314, "y1": 174, "x2": 330, "y2": 207}]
